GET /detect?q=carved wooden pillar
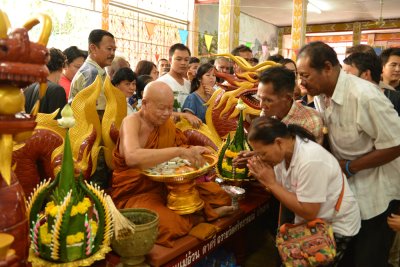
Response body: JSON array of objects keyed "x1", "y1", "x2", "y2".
[
  {"x1": 218, "y1": 0, "x2": 240, "y2": 53},
  {"x1": 290, "y1": 0, "x2": 307, "y2": 60},
  {"x1": 102, "y1": 0, "x2": 109, "y2": 31}
]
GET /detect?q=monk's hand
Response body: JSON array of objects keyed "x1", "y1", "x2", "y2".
[
  {"x1": 233, "y1": 151, "x2": 256, "y2": 169},
  {"x1": 388, "y1": 214, "x2": 400, "y2": 232},
  {"x1": 247, "y1": 155, "x2": 276, "y2": 188},
  {"x1": 180, "y1": 146, "x2": 210, "y2": 168},
  {"x1": 182, "y1": 113, "x2": 202, "y2": 129}
]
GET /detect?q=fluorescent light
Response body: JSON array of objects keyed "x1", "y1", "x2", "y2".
[{"x1": 308, "y1": 0, "x2": 322, "y2": 14}]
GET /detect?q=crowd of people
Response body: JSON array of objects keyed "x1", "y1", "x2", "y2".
[{"x1": 21, "y1": 27, "x2": 400, "y2": 266}]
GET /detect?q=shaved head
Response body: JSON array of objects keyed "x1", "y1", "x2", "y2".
[
  {"x1": 142, "y1": 81, "x2": 174, "y2": 126},
  {"x1": 143, "y1": 81, "x2": 174, "y2": 104}
]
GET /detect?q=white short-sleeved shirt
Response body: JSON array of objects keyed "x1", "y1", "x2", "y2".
[
  {"x1": 314, "y1": 71, "x2": 400, "y2": 220},
  {"x1": 157, "y1": 73, "x2": 190, "y2": 109},
  {"x1": 126, "y1": 98, "x2": 135, "y2": 115},
  {"x1": 274, "y1": 136, "x2": 361, "y2": 237}
]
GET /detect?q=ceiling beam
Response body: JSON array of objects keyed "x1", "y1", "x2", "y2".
[{"x1": 281, "y1": 19, "x2": 400, "y2": 34}]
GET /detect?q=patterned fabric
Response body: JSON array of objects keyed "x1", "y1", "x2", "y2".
[
  {"x1": 276, "y1": 219, "x2": 336, "y2": 267},
  {"x1": 182, "y1": 92, "x2": 207, "y2": 123},
  {"x1": 69, "y1": 57, "x2": 107, "y2": 110},
  {"x1": 300, "y1": 95, "x2": 315, "y2": 109},
  {"x1": 281, "y1": 101, "x2": 324, "y2": 144}
]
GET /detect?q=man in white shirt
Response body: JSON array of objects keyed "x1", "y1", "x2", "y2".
[
  {"x1": 297, "y1": 41, "x2": 400, "y2": 267},
  {"x1": 157, "y1": 43, "x2": 202, "y2": 128}
]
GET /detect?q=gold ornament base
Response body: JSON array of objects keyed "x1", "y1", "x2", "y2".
[
  {"x1": 166, "y1": 180, "x2": 204, "y2": 215},
  {"x1": 28, "y1": 245, "x2": 111, "y2": 267},
  {"x1": 143, "y1": 154, "x2": 217, "y2": 215}
]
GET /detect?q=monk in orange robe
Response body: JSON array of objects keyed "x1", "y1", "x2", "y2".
[{"x1": 111, "y1": 81, "x2": 233, "y2": 247}]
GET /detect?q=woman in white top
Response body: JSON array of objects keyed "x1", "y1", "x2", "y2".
[
  {"x1": 111, "y1": 67, "x2": 137, "y2": 115},
  {"x1": 247, "y1": 117, "x2": 361, "y2": 265}
]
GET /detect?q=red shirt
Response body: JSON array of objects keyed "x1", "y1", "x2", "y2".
[{"x1": 59, "y1": 74, "x2": 71, "y2": 100}]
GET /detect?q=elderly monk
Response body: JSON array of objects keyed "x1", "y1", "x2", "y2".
[{"x1": 111, "y1": 81, "x2": 233, "y2": 247}]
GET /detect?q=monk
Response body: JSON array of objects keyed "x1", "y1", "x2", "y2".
[{"x1": 111, "y1": 81, "x2": 234, "y2": 247}]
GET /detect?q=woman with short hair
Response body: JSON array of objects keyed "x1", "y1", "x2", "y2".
[{"x1": 112, "y1": 67, "x2": 137, "y2": 115}]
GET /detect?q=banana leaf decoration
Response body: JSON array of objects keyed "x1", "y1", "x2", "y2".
[
  {"x1": 27, "y1": 105, "x2": 112, "y2": 266},
  {"x1": 216, "y1": 99, "x2": 254, "y2": 181}
]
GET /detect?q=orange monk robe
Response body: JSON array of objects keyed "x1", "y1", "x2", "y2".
[{"x1": 111, "y1": 119, "x2": 231, "y2": 247}]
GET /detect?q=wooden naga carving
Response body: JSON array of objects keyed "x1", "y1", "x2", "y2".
[
  {"x1": 12, "y1": 112, "x2": 65, "y2": 196},
  {"x1": 13, "y1": 76, "x2": 106, "y2": 197},
  {"x1": 0, "y1": 10, "x2": 52, "y2": 266}
]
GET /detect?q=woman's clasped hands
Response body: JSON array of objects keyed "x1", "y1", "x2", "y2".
[{"x1": 247, "y1": 155, "x2": 277, "y2": 189}]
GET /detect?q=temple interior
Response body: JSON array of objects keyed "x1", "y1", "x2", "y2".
[{"x1": 1, "y1": 0, "x2": 400, "y2": 267}]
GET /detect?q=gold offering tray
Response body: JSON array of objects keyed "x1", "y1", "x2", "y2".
[
  {"x1": 142, "y1": 154, "x2": 217, "y2": 184},
  {"x1": 142, "y1": 154, "x2": 217, "y2": 215}
]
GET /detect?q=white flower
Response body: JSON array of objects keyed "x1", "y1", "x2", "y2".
[
  {"x1": 236, "y1": 98, "x2": 247, "y2": 111},
  {"x1": 57, "y1": 104, "x2": 75, "y2": 128}
]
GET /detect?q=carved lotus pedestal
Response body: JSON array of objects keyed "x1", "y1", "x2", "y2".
[{"x1": 111, "y1": 208, "x2": 159, "y2": 267}]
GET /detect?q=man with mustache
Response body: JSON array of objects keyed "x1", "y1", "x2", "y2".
[
  {"x1": 69, "y1": 29, "x2": 117, "y2": 119},
  {"x1": 69, "y1": 29, "x2": 117, "y2": 189}
]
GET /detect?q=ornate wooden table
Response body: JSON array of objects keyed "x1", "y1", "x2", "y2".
[{"x1": 103, "y1": 182, "x2": 271, "y2": 267}]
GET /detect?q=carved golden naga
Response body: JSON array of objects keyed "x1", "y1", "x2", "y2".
[
  {"x1": 175, "y1": 54, "x2": 279, "y2": 157},
  {"x1": 12, "y1": 74, "x2": 127, "y2": 196},
  {"x1": 0, "y1": 10, "x2": 52, "y2": 185},
  {"x1": 102, "y1": 77, "x2": 127, "y2": 169},
  {"x1": 205, "y1": 53, "x2": 278, "y2": 139},
  {"x1": 51, "y1": 75, "x2": 127, "y2": 176},
  {"x1": 51, "y1": 76, "x2": 103, "y2": 177}
]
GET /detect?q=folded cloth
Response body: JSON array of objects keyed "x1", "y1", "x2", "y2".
[{"x1": 189, "y1": 223, "x2": 220, "y2": 240}]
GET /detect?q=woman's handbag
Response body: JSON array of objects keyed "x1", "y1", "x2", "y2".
[{"x1": 275, "y1": 173, "x2": 345, "y2": 267}]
